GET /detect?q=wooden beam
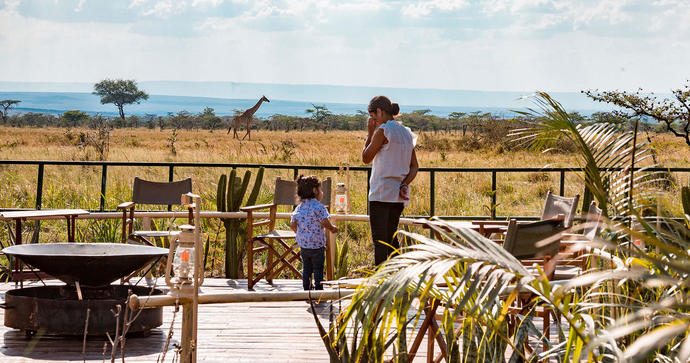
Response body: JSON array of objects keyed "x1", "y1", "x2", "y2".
[{"x1": 129, "y1": 289, "x2": 354, "y2": 310}]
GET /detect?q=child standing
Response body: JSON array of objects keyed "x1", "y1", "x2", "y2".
[{"x1": 290, "y1": 175, "x2": 338, "y2": 290}]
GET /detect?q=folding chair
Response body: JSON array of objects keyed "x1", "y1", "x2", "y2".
[
  {"x1": 409, "y1": 219, "x2": 564, "y2": 362},
  {"x1": 242, "y1": 177, "x2": 331, "y2": 290},
  {"x1": 471, "y1": 191, "x2": 580, "y2": 242},
  {"x1": 503, "y1": 217, "x2": 565, "y2": 354},
  {"x1": 554, "y1": 201, "x2": 603, "y2": 279},
  {"x1": 117, "y1": 177, "x2": 193, "y2": 245},
  {"x1": 541, "y1": 190, "x2": 580, "y2": 228}
]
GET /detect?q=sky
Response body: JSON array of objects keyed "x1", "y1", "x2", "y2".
[{"x1": 1, "y1": 0, "x2": 689, "y2": 94}]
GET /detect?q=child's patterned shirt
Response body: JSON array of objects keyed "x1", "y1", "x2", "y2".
[{"x1": 290, "y1": 198, "x2": 329, "y2": 249}]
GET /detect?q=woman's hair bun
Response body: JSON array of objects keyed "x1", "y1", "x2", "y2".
[{"x1": 368, "y1": 96, "x2": 400, "y2": 117}]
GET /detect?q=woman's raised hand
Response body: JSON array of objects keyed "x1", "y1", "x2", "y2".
[{"x1": 367, "y1": 117, "x2": 378, "y2": 135}]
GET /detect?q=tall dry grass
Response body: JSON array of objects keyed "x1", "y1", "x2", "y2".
[{"x1": 0, "y1": 127, "x2": 688, "y2": 275}]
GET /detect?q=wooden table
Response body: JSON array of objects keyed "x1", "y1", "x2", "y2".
[
  {"x1": 0, "y1": 209, "x2": 90, "y2": 286},
  {"x1": 415, "y1": 219, "x2": 508, "y2": 239}
]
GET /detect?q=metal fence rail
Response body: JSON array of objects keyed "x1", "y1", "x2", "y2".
[{"x1": 1, "y1": 160, "x2": 689, "y2": 219}]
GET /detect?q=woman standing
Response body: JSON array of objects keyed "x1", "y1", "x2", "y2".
[{"x1": 362, "y1": 96, "x2": 418, "y2": 265}]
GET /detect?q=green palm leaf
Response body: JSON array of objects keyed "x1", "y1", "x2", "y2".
[
  {"x1": 510, "y1": 92, "x2": 665, "y2": 220},
  {"x1": 314, "y1": 92, "x2": 690, "y2": 362}
]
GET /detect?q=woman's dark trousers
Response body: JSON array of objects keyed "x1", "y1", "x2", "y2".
[
  {"x1": 369, "y1": 201, "x2": 405, "y2": 265},
  {"x1": 301, "y1": 247, "x2": 325, "y2": 290}
]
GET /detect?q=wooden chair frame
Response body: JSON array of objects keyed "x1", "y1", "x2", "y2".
[{"x1": 242, "y1": 177, "x2": 331, "y2": 291}]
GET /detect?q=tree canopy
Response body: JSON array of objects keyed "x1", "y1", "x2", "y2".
[
  {"x1": 92, "y1": 79, "x2": 149, "y2": 120},
  {"x1": 584, "y1": 83, "x2": 690, "y2": 147},
  {"x1": 62, "y1": 110, "x2": 89, "y2": 127},
  {"x1": 306, "y1": 104, "x2": 333, "y2": 130},
  {"x1": 200, "y1": 107, "x2": 222, "y2": 131},
  {"x1": 0, "y1": 100, "x2": 21, "y2": 123}
]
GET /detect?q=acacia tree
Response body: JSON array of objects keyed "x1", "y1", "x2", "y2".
[
  {"x1": 0, "y1": 100, "x2": 21, "y2": 123},
  {"x1": 62, "y1": 110, "x2": 89, "y2": 127},
  {"x1": 448, "y1": 111, "x2": 467, "y2": 134},
  {"x1": 584, "y1": 82, "x2": 690, "y2": 146},
  {"x1": 92, "y1": 79, "x2": 148, "y2": 120},
  {"x1": 200, "y1": 107, "x2": 222, "y2": 132},
  {"x1": 306, "y1": 104, "x2": 332, "y2": 131}
]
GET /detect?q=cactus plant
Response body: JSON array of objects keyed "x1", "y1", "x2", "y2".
[{"x1": 217, "y1": 167, "x2": 264, "y2": 278}]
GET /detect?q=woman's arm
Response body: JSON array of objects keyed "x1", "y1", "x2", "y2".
[
  {"x1": 362, "y1": 128, "x2": 386, "y2": 164},
  {"x1": 402, "y1": 149, "x2": 419, "y2": 185},
  {"x1": 399, "y1": 149, "x2": 419, "y2": 199}
]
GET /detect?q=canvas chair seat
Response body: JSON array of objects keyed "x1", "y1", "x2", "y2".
[{"x1": 541, "y1": 190, "x2": 580, "y2": 229}]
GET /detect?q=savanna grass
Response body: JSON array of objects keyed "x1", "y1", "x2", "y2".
[{"x1": 0, "y1": 127, "x2": 688, "y2": 277}]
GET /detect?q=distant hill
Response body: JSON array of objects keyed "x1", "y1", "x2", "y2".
[{"x1": 0, "y1": 81, "x2": 615, "y2": 117}]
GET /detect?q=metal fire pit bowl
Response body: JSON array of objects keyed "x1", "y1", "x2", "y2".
[
  {"x1": 2, "y1": 243, "x2": 168, "y2": 288},
  {"x1": 4, "y1": 285, "x2": 164, "y2": 336}
]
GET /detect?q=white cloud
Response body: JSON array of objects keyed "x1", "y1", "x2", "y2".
[
  {"x1": 482, "y1": 0, "x2": 559, "y2": 14},
  {"x1": 401, "y1": 0, "x2": 468, "y2": 18},
  {"x1": 2, "y1": 0, "x2": 20, "y2": 10},
  {"x1": 75, "y1": 0, "x2": 86, "y2": 12},
  {"x1": 128, "y1": 0, "x2": 148, "y2": 9},
  {"x1": 191, "y1": 0, "x2": 224, "y2": 7},
  {"x1": 140, "y1": 0, "x2": 188, "y2": 18},
  {"x1": 1, "y1": 0, "x2": 689, "y2": 93},
  {"x1": 332, "y1": 0, "x2": 386, "y2": 12}
]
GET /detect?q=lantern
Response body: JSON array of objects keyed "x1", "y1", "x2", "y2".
[
  {"x1": 162, "y1": 192, "x2": 204, "y2": 363},
  {"x1": 335, "y1": 182, "x2": 348, "y2": 214}
]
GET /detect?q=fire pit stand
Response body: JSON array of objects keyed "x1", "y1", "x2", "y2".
[{"x1": 2, "y1": 243, "x2": 168, "y2": 337}]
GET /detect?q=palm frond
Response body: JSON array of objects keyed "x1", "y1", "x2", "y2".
[
  {"x1": 315, "y1": 92, "x2": 690, "y2": 362},
  {"x1": 510, "y1": 92, "x2": 664, "y2": 220}
]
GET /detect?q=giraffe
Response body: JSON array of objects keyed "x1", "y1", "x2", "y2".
[{"x1": 228, "y1": 95, "x2": 270, "y2": 140}]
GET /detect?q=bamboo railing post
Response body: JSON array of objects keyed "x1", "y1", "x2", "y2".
[{"x1": 180, "y1": 301, "x2": 195, "y2": 363}]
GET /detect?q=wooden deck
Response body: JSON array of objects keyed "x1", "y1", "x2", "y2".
[
  {"x1": 0, "y1": 278, "x2": 432, "y2": 362},
  {"x1": 0, "y1": 278, "x2": 562, "y2": 362}
]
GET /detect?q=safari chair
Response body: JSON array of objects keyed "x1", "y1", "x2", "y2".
[
  {"x1": 473, "y1": 191, "x2": 580, "y2": 239},
  {"x1": 553, "y1": 201, "x2": 603, "y2": 280},
  {"x1": 406, "y1": 219, "x2": 565, "y2": 362},
  {"x1": 117, "y1": 177, "x2": 193, "y2": 246},
  {"x1": 502, "y1": 217, "x2": 565, "y2": 354},
  {"x1": 242, "y1": 177, "x2": 331, "y2": 290},
  {"x1": 541, "y1": 190, "x2": 580, "y2": 228},
  {"x1": 503, "y1": 217, "x2": 565, "y2": 278}
]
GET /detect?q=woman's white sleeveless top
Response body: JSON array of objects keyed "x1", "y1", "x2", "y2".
[{"x1": 368, "y1": 121, "x2": 417, "y2": 203}]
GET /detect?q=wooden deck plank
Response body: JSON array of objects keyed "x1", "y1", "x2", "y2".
[{"x1": 0, "y1": 278, "x2": 433, "y2": 362}]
